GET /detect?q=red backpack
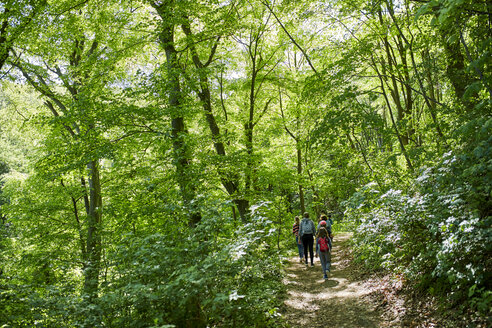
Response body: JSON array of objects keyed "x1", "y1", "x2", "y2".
[{"x1": 319, "y1": 237, "x2": 330, "y2": 252}]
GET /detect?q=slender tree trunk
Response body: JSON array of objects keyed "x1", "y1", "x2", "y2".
[
  {"x1": 379, "y1": 8, "x2": 408, "y2": 146},
  {"x1": 459, "y1": 28, "x2": 492, "y2": 99},
  {"x1": 297, "y1": 145, "x2": 305, "y2": 214},
  {"x1": 386, "y1": 3, "x2": 447, "y2": 148},
  {"x1": 372, "y1": 57, "x2": 414, "y2": 172},
  {"x1": 83, "y1": 160, "x2": 102, "y2": 301},
  {"x1": 346, "y1": 133, "x2": 356, "y2": 150},
  {"x1": 279, "y1": 87, "x2": 305, "y2": 214},
  {"x1": 245, "y1": 57, "x2": 257, "y2": 194},
  {"x1": 305, "y1": 168, "x2": 320, "y2": 216},
  {"x1": 181, "y1": 19, "x2": 249, "y2": 221},
  {"x1": 155, "y1": 3, "x2": 201, "y2": 227},
  {"x1": 396, "y1": 34, "x2": 414, "y2": 144},
  {"x1": 439, "y1": 28, "x2": 474, "y2": 109},
  {"x1": 422, "y1": 48, "x2": 439, "y2": 137},
  {"x1": 60, "y1": 179, "x2": 87, "y2": 262},
  {"x1": 351, "y1": 129, "x2": 384, "y2": 188}
]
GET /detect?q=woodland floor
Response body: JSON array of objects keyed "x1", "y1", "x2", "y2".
[{"x1": 280, "y1": 232, "x2": 488, "y2": 328}]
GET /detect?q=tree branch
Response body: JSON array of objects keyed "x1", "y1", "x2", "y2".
[
  {"x1": 11, "y1": 59, "x2": 69, "y2": 114},
  {"x1": 278, "y1": 86, "x2": 297, "y2": 141},
  {"x1": 261, "y1": 0, "x2": 318, "y2": 75},
  {"x1": 459, "y1": 26, "x2": 492, "y2": 98},
  {"x1": 253, "y1": 97, "x2": 273, "y2": 128},
  {"x1": 54, "y1": 0, "x2": 89, "y2": 18},
  {"x1": 44, "y1": 100, "x2": 76, "y2": 137}
]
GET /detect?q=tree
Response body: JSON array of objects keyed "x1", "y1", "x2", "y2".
[
  {"x1": 0, "y1": 0, "x2": 46, "y2": 71},
  {"x1": 8, "y1": 0, "x2": 143, "y2": 313},
  {"x1": 177, "y1": 1, "x2": 251, "y2": 221},
  {"x1": 150, "y1": 0, "x2": 203, "y2": 227}
]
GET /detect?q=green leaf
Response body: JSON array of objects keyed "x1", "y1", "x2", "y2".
[
  {"x1": 463, "y1": 81, "x2": 483, "y2": 100},
  {"x1": 414, "y1": 3, "x2": 431, "y2": 22}
]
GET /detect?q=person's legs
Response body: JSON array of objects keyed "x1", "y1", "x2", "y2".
[
  {"x1": 315, "y1": 238, "x2": 319, "y2": 257},
  {"x1": 319, "y1": 251, "x2": 327, "y2": 277},
  {"x1": 296, "y1": 236, "x2": 303, "y2": 261},
  {"x1": 302, "y1": 235, "x2": 309, "y2": 264},
  {"x1": 326, "y1": 251, "x2": 332, "y2": 272},
  {"x1": 307, "y1": 234, "x2": 314, "y2": 265}
]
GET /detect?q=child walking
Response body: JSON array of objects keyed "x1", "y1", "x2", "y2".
[{"x1": 316, "y1": 226, "x2": 332, "y2": 279}]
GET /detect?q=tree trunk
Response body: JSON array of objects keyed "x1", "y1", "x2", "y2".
[
  {"x1": 155, "y1": 3, "x2": 201, "y2": 227},
  {"x1": 396, "y1": 34, "x2": 414, "y2": 144},
  {"x1": 180, "y1": 19, "x2": 249, "y2": 221},
  {"x1": 234, "y1": 199, "x2": 250, "y2": 220},
  {"x1": 439, "y1": 28, "x2": 474, "y2": 109},
  {"x1": 378, "y1": 8, "x2": 408, "y2": 146},
  {"x1": 297, "y1": 145, "x2": 305, "y2": 214},
  {"x1": 83, "y1": 160, "x2": 102, "y2": 301},
  {"x1": 385, "y1": 4, "x2": 447, "y2": 148},
  {"x1": 245, "y1": 57, "x2": 257, "y2": 194},
  {"x1": 372, "y1": 57, "x2": 414, "y2": 172}
]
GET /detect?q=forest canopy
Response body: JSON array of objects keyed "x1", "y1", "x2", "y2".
[{"x1": 0, "y1": 0, "x2": 490, "y2": 327}]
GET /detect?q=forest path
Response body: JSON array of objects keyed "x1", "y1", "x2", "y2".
[{"x1": 281, "y1": 232, "x2": 385, "y2": 328}]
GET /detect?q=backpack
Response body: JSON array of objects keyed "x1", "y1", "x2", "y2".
[
  {"x1": 301, "y1": 219, "x2": 313, "y2": 234},
  {"x1": 319, "y1": 237, "x2": 330, "y2": 252}
]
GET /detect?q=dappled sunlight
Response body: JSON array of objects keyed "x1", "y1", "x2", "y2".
[{"x1": 282, "y1": 232, "x2": 381, "y2": 327}]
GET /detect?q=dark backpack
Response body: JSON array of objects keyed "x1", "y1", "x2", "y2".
[{"x1": 319, "y1": 237, "x2": 330, "y2": 252}]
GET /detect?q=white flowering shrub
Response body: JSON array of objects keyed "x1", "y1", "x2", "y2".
[{"x1": 345, "y1": 148, "x2": 491, "y2": 314}]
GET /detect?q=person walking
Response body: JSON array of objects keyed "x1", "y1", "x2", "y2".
[
  {"x1": 292, "y1": 216, "x2": 304, "y2": 263},
  {"x1": 315, "y1": 214, "x2": 326, "y2": 258},
  {"x1": 326, "y1": 213, "x2": 334, "y2": 226},
  {"x1": 299, "y1": 212, "x2": 316, "y2": 266},
  {"x1": 325, "y1": 213, "x2": 334, "y2": 241},
  {"x1": 318, "y1": 214, "x2": 333, "y2": 241},
  {"x1": 316, "y1": 226, "x2": 332, "y2": 279},
  {"x1": 319, "y1": 212, "x2": 333, "y2": 230}
]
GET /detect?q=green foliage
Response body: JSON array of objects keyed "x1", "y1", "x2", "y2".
[
  {"x1": 0, "y1": 0, "x2": 490, "y2": 325},
  {"x1": 0, "y1": 200, "x2": 287, "y2": 327},
  {"x1": 346, "y1": 128, "x2": 492, "y2": 315},
  {"x1": 98, "y1": 209, "x2": 285, "y2": 328}
]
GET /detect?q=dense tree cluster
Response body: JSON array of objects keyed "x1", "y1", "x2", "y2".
[{"x1": 0, "y1": 0, "x2": 489, "y2": 326}]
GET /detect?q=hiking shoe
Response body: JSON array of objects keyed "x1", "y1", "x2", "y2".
[
  {"x1": 323, "y1": 274, "x2": 328, "y2": 279},
  {"x1": 311, "y1": 263, "x2": 314, "y2": 267}
]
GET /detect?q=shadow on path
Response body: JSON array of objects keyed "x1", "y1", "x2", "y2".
[{"x1": 281, "y1": 233, "x2": 382, "y2": 328}]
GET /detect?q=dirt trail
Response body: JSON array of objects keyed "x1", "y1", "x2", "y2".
[{"x1": 282, "y1": 232, "x2": 383, "y2": 328}]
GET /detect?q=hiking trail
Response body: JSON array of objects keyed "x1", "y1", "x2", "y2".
[{"x1": 281, "y1": 232, "x2": 388, "y2": 328}]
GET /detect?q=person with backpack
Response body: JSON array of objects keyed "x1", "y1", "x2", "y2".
[
  {"x1": 292, "y1": 216, "x2": 304, "y2": 263},
  {"x1": 299, "y1": 212, "x2": 316, "y2": 266},
  {"x1": 316, "y1": 226, "x2": 332, "y2": 279},
  {"x1": 318, "y1": 215, "x2": 333, "y2": 241},
  {"x1": 316, "y1": 216, "x2": 331, "y2": 257},
  {"x1": 315, "y1": 215, "x2": 328, "y2": 256}
]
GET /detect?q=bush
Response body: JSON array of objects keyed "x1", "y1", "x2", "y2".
[
  {"x1": 345, "y1": 142, "x2": 492, "y2": 316},
  {"x1": 99, "y1": 210, "x2": 286, "y2": 328}
]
